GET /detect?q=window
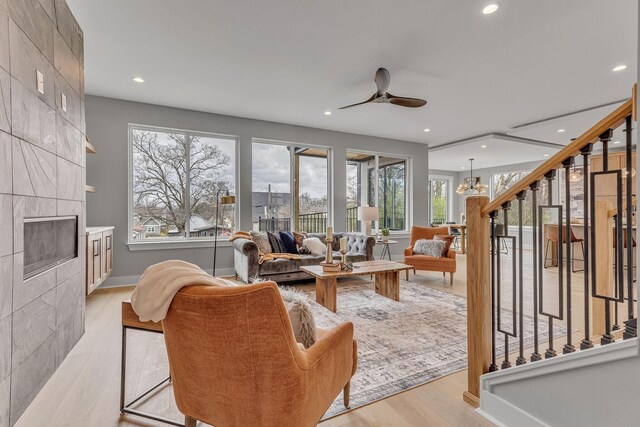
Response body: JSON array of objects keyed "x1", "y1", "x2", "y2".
[
  {"x1": 375, "y1": 157, "x2": 407, "y2": 231},
  {"x1": 492, "y1": 170, "x2": 549, "y2": 226},
  {"x1": 347, "y1": 151, "x2": 409, "y2": 233},
  {"x1": 130, "y1": 125, "x2": 236, "y2": 242},
  {"x1": 252, "y1": 140, "x2": 330, "y2": 233},
  {"x1": 429, "y1": 178, "x2": 450, "y2": 224}
]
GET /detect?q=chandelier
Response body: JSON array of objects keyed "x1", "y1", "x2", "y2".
[{"x1": 456, "y1": 158, "x2": 488, "y2": 195}]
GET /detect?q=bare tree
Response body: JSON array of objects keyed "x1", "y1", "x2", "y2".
[{"x1": 132, "y1": 130, "x2": 231, "y2": 234}]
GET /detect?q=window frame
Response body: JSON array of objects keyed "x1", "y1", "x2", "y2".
[
  {"x1": 428, "y1": 174, "x2": 454, "y2": 223},
  {"x1": 127, "y1": 123, "x2": 240, "y2": 250},
  {"x1": 346, "y1": 149, "x2": 411, "y2": 234},
  {"x1": 251, "y1": 138, "x2": 333, "y2": 232}
]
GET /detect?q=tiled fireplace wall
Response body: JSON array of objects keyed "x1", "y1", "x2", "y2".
[{"x1": 0, "y1": 0, "x2": 86, "y2": 425}]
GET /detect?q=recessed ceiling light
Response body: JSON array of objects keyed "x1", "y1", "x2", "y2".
[
  {"x1": 461, "y1": 166, "x2": 466, "y2": 169},
  {"x1": 557, "y1": 129, "x2": 565, "y2": 133},
  {"x1": 612, "y1": 65, "x2": 627, "y2": 72},
  {"x1": 424, "y1": 128, "x2": 430, "y2": 132},
  {"x1": 483, "y1": 3, "x2": 499, "y2": 14},
  {"x1": 132, "y1": 77, "x2": 144, "y2": 83},
  {"x1": 324, "y1": 111, "x2": 332, "y2": 116},
  {"x1": 481, "y1": 145, "x2": 487, "y2": 148},
  {"x1": 543, "y1": 154, "x2": 549, "y2": 157},
  {"x1": 613, "y1": 140, "x2": 621, "y2": 144}
]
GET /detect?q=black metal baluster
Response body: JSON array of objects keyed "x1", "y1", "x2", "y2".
[
  {"x1": 530, "y1": 181, "x2": 542, "y2": 361},
  {"x1": 516, "y1": 191, "x2": 527, "y2": 365},
  {"x1": 499, "y1": 202, "x2": 515, "y2": 369},
  {"x1": 594, "y1": 129, "x2": 616, "y2": 345},
  {"x1": 581, "y1": 144, "x2": 594, "y2": 350},
  {"x1": 489, "y1": 211, "x2": 499, "y2": 372},
  {"x1": 563, "y1": 157, "x2": 575, "y2": 354},
  {"x1": 543, "y1": 170, "x2": 559, "y2": 359},
  {"x1": 624, "y1": 114, "x2": 637, "y2": 339}
]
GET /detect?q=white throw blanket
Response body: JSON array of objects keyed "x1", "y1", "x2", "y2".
[{"x1": 131, "y1": 260, "x2": 232, "y2": 322}]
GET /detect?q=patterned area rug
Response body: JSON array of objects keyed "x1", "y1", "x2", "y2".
[{"x1": 310, "y1": 279, "x2": 562, "y2": 420}]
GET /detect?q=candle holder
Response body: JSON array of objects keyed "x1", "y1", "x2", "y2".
[
  {"x1": 324, "y1": 236, "x2": 334, "y2": 264},
  {"x1": 320, "y1": 236, "x2": 341, "y2": 272},
  {"x1": 340, "y1": 248, "x2": 347, "y2": 265}
]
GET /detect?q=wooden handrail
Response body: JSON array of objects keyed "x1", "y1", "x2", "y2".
[{"x1": 482, "y1": 97, "x2": 634, "y2": 216}]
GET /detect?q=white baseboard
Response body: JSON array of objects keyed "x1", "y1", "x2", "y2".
[{"x1": 100, "y1": 267, "x2": 236, "y2": 288}]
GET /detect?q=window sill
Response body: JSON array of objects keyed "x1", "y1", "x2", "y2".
[{"x1": 127, "y1": 239, "x2": 234, "y2": 251}]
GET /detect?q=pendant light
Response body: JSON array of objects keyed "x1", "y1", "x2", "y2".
[{"x1": 456, "y1": 158, "x2": 489, "y2": 195}]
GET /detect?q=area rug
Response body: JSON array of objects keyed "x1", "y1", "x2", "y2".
[{"x1": 310, "y1": 279, "x2": 563, "y2": 420}]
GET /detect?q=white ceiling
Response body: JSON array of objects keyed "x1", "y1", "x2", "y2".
[
  {"x1": 67, "y1": 0, "x2": 637, "y2": 147},
  {"x1": 429, "y1": 134, "x2": 562, "y2": 171}
]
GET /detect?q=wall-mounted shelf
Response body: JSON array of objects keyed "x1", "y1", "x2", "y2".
[
  {"x1": 85, "y1": 137, "x2": 96, "y2": 154},
  {"x1": 86, "y1": 185, "x2": 96, "y2": 193}
]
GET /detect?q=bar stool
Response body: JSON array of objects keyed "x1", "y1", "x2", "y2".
[
  {"x1": 446, "y1": 221, "x2": 461, "y2": 250},
  {"x1": 491, "y1": 223, "x2": 509, "y2": 254},
  {"x1": 121, "y1": 300, "x2": 182, "y2": 426},
  {"x1": 544, "y1": 224, "x2": 584, "y2": 273}
]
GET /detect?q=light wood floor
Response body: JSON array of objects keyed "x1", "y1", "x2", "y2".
[{"x1": 19, "y1": 249, "x2": 616, "y2": 427}]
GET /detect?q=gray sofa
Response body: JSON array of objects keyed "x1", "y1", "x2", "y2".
[{"x1": 232, "y1": 232, "x2": 376, "y2": 283}]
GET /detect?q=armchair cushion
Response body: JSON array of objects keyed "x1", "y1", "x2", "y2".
[{"x1": 434, "y1": 234, "x2": 455, "y2": 255}]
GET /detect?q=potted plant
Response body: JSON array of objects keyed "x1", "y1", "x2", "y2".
[{"x1": 380, "y1": 228, "x2": 390, "y2": 242}]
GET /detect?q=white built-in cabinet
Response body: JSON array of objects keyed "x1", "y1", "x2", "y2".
[{"x1": 86, "y1": 226, "x2": 114, "y2": 295}]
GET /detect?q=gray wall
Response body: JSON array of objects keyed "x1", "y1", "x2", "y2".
[
  {"x1": 0, "y1": 0, "x2": 86, "y2": 425},
  {"x1": 85, "y1": 96, "x2": 430, "y2": 284}
]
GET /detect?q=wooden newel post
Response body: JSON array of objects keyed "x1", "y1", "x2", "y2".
[{"x1": 463, "y1": 196, "x2": 492, "y2": 408}]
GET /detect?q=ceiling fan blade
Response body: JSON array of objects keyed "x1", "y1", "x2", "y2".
[
  {"x1": 338, "y1": 93, "x2": 377, "y2": 110},
  {"x1": 374, "y1": 68, "x2": 390, "y2": 94},
  {"x1": 387, "y1": 93, "x2": 427, "y2": 108}
]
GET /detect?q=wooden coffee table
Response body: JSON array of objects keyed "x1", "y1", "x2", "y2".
[{"x1": 300, "y1": 260, "x2": 413, "y2": 312}]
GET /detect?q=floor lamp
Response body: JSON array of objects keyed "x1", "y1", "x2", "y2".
[{"x1": 213, "y1": 190, "x2": 236, "y2": 276}]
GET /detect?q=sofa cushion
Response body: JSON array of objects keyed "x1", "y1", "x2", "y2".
[
  {"x1": 267, "y1": 231, "x2": 285, "y2": 253},
  {"x1": 332, "y1": 251, "x2": 367, "y2": 263},
  {"x1": 250, "y1": 231, "x2": 272, "y2": 254},
  {"x1": 279, "y1": 231, "x2": 298, "y2": 254},
  {"x1": 259, "y1": 258, "x2": 301, "y2": 275},
  {"x1": 299, "y1": 254, "x2": 326, "y2": 266}
]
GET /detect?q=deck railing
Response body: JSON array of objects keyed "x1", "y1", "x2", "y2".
[{"x1": 464, "y1": 85, "x2": 638, "y2": 407}]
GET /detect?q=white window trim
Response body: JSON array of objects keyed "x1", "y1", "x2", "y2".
[
  {"x1": 429, "y1": 174, "x2": 454, "y2": 223},
  {"x1": 346, "y1": 148, "x2": 412, "y2": 234},
  {"x1": 251, "y1": 137, "x2": 333, "y2": 229},
  {"x1": 127, "y1": 123, "x2": 240, "y2": 250}
]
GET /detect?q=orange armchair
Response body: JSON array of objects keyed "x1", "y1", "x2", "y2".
[
  {"x1": 403, "y1": 225, "x2": 457, "y2": 285},
  {"x1": 162, "y1": 282, "x2": 357, "y2": 427}
]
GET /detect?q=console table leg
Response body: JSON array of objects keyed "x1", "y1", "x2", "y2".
[{"x1": 316, "y1": 277, "x2": 337, "y2": 312}]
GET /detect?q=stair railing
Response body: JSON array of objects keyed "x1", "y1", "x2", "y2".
[{"x1": 464, "y1": 85, "x2": 637, "y2": 407}]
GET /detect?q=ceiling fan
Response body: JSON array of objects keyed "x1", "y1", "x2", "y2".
[{"x1": 339, "y1": 67, "x2": 427, "y2": 110}]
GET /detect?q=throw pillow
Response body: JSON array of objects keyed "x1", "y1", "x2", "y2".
[
  {"x1": 292, "y1": 231, "x2": 307, "y2": 248},
  {"x1": 267, "y1": 231, "x2": 285, "y2": 254},
  {"x1": 413, "y1": 239, "x2": 446, "y2": 258},
  {"x1": 302, "y1": 237, "x2": 326, "y2": 255},
  {"x1": 279, "y1": 231, "x2": 298, "y2": 254},
  {"x1": 249, "y1": 231, "x2": 272, "y2": 254},
  {"x1": 434, "y1": 234, "x2": 455, "y2": 256},
  {"x1": 280, "y1": 286, "x2": 317, "y2": 349}
]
